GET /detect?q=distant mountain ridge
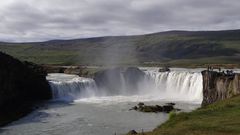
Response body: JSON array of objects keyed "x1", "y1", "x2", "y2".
[{"x1": 0, "y1": 29, "x2": 240, "y2": 66}]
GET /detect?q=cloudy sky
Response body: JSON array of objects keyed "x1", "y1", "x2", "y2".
[{"x1": 0, "y1": 0, "x2": 240, "y2": 42}]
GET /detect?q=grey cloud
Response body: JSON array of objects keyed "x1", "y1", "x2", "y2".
[{"x1": 0, "y1": 0, "x2": 240, "y2": 42}]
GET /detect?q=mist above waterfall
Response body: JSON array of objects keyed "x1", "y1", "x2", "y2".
[
  {"x1": 95, "y1": 37, "x2": 139, "y2": 66},
  {"x1": 46, "y1": 68, "x2": 203, "y2": 104}
]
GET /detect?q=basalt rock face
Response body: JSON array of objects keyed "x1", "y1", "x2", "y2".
[
  {"x1": 0, "y1": 52, "x2": 51, "y2": 126},
  {"x1": 201, "y1": 70, "x2": 240, "y2": 106},
  {"x1": 93, "y1": 67, "x2": 145, "y2": 95}
]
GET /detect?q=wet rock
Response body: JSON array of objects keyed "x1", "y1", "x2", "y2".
[
  {"x1": 131, "y1": 103, "x2": 178, "y2": 113},
  {"x1": 141, "y1": 105, "x2": 164, "y2": 113},
  {"x1": 133, "y1": 106, "x2": 138, "y2": 110},
  {"x1": 163, "y1": 105, "x2": 174, "y2": 113},
  {"x1": 139, "y1": 106, "x2": 152, "y2": 112},
  {"x1": 127, "y1": 130, "x2": 138, "y2": 135},
  {"x1": 158, "y1": 67, "x2": 170, "y2": 72},
  {"x1": 155, "y1": 105, "x2": 163, "y2": 111},
  {"x1": 129, "y1": 106, "x2": 138, "y2": 111},
  {"x1": 138, "y1": 102, "x2": 144, "y2": 106}
]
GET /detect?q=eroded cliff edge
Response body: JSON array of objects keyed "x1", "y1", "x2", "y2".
[{"x1": 202, "y1": 70, "x2": 240, "y2": 106}]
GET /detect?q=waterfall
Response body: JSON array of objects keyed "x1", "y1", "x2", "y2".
[
  {"x1": 46, "y1": 69, "x2": 203, "y2": 103},
  {"x1": 47, "y1": 73, "x2": 97, "y2": 101},
  {"x1": 144, "y1": 71, "x2": 203, "y2": 103}
]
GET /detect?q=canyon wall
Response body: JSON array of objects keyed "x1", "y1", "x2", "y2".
[{"x1": 202, "y1": 70, "x2": 240, "y2": 106}]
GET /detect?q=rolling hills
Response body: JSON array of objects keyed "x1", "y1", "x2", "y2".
[{"x1": 1, "y1": 29, "x2": 240, "y2": 67}]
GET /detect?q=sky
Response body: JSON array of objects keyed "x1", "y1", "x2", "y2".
[{"x1": 0, "y1": 0, "x2": 240, "y2": 42}]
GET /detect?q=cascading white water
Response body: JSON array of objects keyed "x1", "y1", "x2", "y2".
[
  {"x1": 46, "y1": 69, "x2": 203, "y2": 103},
  {"x1": 144, "y1": 71, "x2": 203, "y2": 103},
  {"x1": 47, "y1": 73, "x2": 97, "y2": 101}
]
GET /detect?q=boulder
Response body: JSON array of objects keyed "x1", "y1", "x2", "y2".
[
  {"x1": 158, "y1": 67, "x2": 170, "y2": 72},
  {"x1": 131, "y1": 106, "x2": 138, "y2": 110},
  {"x1": 127, "y1": 130, "x2": 138, "y2": 135},
  {"x1": 155, "y1": 105, "x2": 163, "y2": 111},
  {"x1": 162, "y1": 105, "x2": 174, "y2": 113},
  {"x1": 138, "y1": 102, "x2": 145, "y2": 106}
]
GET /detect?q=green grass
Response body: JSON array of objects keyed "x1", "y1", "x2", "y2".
[
  {"x1": 138, "y1": 95, "x2": 240, "y2": 135},
  {"x1": 0, "y1": 45, "x2": 80, "y2": 65}
]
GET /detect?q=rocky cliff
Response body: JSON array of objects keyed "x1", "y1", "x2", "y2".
[
  {"x1": 0, "y1": 52, "x2": 52, "y2": 126},
  {"x1": 202, "y1": 70, "x2": 240, "y2": 106}
]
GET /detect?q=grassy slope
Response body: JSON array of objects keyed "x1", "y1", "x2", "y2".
[
  {"x1": 0, "y1": 30, "x2": 240, "y2": 66},
  {"x1": 140, "y1": 95, "x2": 240, "y2": 135}
]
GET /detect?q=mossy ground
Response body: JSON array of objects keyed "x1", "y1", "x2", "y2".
[{"x1": 136, "y1": 95, "x2": 240, "y2": 135}]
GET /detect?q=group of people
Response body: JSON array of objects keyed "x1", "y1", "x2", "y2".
[
  {"x1": 225, "y1": 70, "x2": 234, "y2": 76},
  {"x1": 207, "y1": 66, "x2": 234, "y2": 76},
  {"x1": 207, "y1": 66, "x2": 221, "y2": 72}
]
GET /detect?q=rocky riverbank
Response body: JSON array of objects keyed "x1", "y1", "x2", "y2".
[{"x1": 0, "y1": 52, "x2": 52, "y2": 126}]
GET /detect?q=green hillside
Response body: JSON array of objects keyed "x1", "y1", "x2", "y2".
[{"x1": 1, "y1": 30, "x2": 240, "y2": 66}]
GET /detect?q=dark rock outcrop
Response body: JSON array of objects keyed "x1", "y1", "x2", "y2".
[
  {"x1": 93, "y1": 67, "x2": 145, "y2": 95},
  {"x1": 202, "y1": 70, "x2": 240, "y2": 106},
  {"x1": 158, "y1": 67, "x2": 170, "y2": 72},
  {"x1": 0, "y1": 52, "x2": 52, "y2": 126},
  {"x1": 130, "y1": 102, "x2": 179, "y2": 113},
  {"x1": 162, "y1": 105, "x2": 174, "y2": 113},
  {"x1": 127, "y1": 130, "x2": 138, "y2": 135}
]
